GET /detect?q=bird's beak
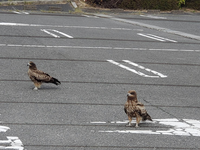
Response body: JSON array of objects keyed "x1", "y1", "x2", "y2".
[
  {"x1": 27, "y1": 63, "x2": 30, "y2": 66},
  {"x1": 127, "y1": 93, "x2": 131, "y2": 97}
]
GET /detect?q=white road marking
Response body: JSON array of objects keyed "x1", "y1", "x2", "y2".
[
  {"x1": 41, "y1": 29, "x2": 73, "y2": 38},
  {"x1": 51, "y1": 29, "x2": 73, "y2": 38},
  {"x1": 123, "y1": 60, "x2": 167, "y2": 78},
  {"x1": 0, "y1": 125, "x2": 10, "y2": 132},
  {"x1": 0, "y1": 44, "x2": 199, "y2": 52},
  {"x1": 140, "y1": 15, "x2": 167, "y2": 19},
  {"x1": 12, "y1": 11, "x2": 21, "y2": 14},
  {"x1": 82, "y1": 15, "x2": 99, "y2": 18},
  {"x1": 107, "y1": 60, "x2": 167, "y2": 78},
  {"x1": 0, "y1": 136, "x2": 24, "y2": 150},
  {"x1": 41, "y1": 29, "x2": 59, "y2": 38},
  {"x1": 0, "y1": 125, "x2": 24, "y2": 149},
  {"x1": 12, "y1": 11, "x2": 29, "y2": 15},
  {"x1": 0, "y1": 22, "x2": 142, "y2": 31},
  {"x1": 147, "y1": 34, "x2": 177, "y2": 42},
  {"x1": 90, "y1": 122, "x2": 107, "y2": 124},
  {"x1": 138, "y1": 33, "x2": 177, "y2": 42},
  {"x1": 91, "y1": 118, "x2": 200, "y2": 137}
]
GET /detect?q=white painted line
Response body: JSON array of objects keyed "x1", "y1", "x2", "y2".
[
  {"x1": 93, "y1": 118, "x2": 200, "y2": 137},
  {"x1": 41, "y1": 29, "x2": 73, "y2": 38},
  {"x1": 41, "y1": 29, "x2": 60, "y2": 38},
  {"x1": 12, "y1": 11, "x2": 29, "y2": 15},
  {"x1": 21, "y1": 11, "x2": 29, "y2": 15},
  {"x1": 138, "y1": 33, "x2": 165, "y2": 42},
  {"x1": 12, "y1": 11, "x2": 21, "y2": 14},
  {"x1": 140, "y1": 15, "x2": 167, "y2": 19},
  {"x1": 0, "y1": 43, "x2": 200, "y2": 52},
  {"x1": 0, "y1": 22, "x2": 142, "y2": 31},
  {"x1": 51, "y1": 29, "x2": 73, "y2": 38},
  {"x1": 0, "y1": 125, "x2": 10, "y2": 132},
  {"x1": 147, "y1": 34, "x2": 177, "y2": 42},
  {"x1": 138, "y1": 33, "x2": 177, "y2": 42},
  {"x1": 123, "y1": 60, "x2": 167, "y2": 78},
  {"x1": 90, "y1": 121, "x2": 107, "y2": 124},
  {"x1": 82, "y1": 15, "x2": 99, "y2": 18},
  {"x1": 107, "y1": 60, "x2": 161, "y2": 78},
  {"x1": 0, "y1": 137, "x2": 24, "y2": 150}
]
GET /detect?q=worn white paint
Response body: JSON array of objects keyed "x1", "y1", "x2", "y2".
[
  {"x1": 0, "y1": 125, "x2": 10, "y2": 132},
  {"x1": 90, "y1": 121, "x2": 107, "y2": 124},
  {"x1": 12, "y1": 11, "x2": 29, "y2": 15},
  {"x1": 96, "y1": 118, "x2": 200, "y2": 137},
  {"x1": 51, "y1": 29, "x2": 73, "y2": 38},
  {"x1": 41, "y1": 29, "x2": 59, "y2": 38},
  {"x1": 123, "y1": 60, "x2": 167, "y2": 78},
  {"x1": 82, "y1": 15, "x2": 99, "y2": 18},
  {"x1": 140, "y1": 15, "x2": 167, "y2": 19},
  {"x1": 0, "y1": 43, "x2": 199, "y2": 52},
  {"x1": 138, "y1": 33, "x2": 177, "y2": 42},
  {"x1": 147, "y1": 34, "x2": 177, "y2": 42},
  {"x1": 0, "y1": 22, "x2": 142, "y2": 31},
  {"x1": 107, "y1": 60, "x2": 167, "y2": 78},
  {"x1": 41, "y1": 29, "x2": 73, "y2": 38},
  {"x1": 0, "y1": 136, "x2": 24, "y2": 150},
  {"x1": 0, "y1": 125, "x2": 23, "y2": 149}
]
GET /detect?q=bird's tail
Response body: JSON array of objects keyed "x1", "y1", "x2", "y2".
[
  {"x1": 142, "y1": 113, "x2": 152, "y2": 121},
  {"x1": 51, "y1": 77, "x2": 61, "y2": 85}
]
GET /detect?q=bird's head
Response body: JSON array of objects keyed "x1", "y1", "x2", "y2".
[
  {"x1": 127, "y1": 90, "x2": 137, "y2": 101},
  {"x1": 27, "y1": 61, "x2": 37, "y2": 69}
]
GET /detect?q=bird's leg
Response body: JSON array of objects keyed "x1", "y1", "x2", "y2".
[
  {"x1": 34, "y1": 82, "x2": 41, "y2": 90},
  {"x1": 135, "y1": 115, "x2": 142, "y2": 128},
  {"x1": 126, "y1": 116, "x2": 132, "y2": 126}
]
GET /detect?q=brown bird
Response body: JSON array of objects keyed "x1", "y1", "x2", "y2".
[
  {"x1": 124, "y1": 90, "x2": 152, "y2": 127},
  {"x1": 27, "y1": 61, "x2": 61, "y2": 90}
]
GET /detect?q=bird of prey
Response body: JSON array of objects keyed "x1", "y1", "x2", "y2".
[
  {"x1": 27, "y1": 61, "x2": 61, "y2": 90},
  {"x1": 124, "y1": 90, "x2": 152, "y2": 127}
]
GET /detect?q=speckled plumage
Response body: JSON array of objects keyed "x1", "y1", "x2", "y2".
[{"x1": 124, "y1": 90, "x2": 152, "y2": 127}]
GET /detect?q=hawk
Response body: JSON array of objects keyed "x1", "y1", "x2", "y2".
[
  {"x1": 27, "y1": 61, "x2": 61, "y2": 90},
  {"x1": 124, "y1": 90, "x2": 152, "y2": 127}
]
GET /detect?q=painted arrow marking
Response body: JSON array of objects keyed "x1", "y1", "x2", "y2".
[{"x1": 107, "y1": 60, "x2": 167, "y2": 78}]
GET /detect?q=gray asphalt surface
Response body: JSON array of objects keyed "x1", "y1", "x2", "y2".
[{"x1": 0, "y1": 4, "x2": 200, "y2": 150}]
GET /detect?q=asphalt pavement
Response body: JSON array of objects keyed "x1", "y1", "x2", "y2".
[{"x1": 0, "y1": 2, "x2": 200, "y2": 150}]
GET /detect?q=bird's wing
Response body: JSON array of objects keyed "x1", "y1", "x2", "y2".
[
  {"x1": 136, "y1": 102, "x2": 147, "y2": 114},
  {"x1": 124, "y1": 102, "x2": 128, "y2": 114},
  {"x1": 28, "y1": 69, "x2": 51, "y2": 82}
]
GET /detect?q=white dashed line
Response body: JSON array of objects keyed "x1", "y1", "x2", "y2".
[
  {"x1": 0, "y1": 44, "x2": 199, "y2": 52},
  {"x1": 0, "y1": 44, "x2": 200, "y2": 52}
]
